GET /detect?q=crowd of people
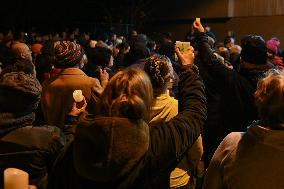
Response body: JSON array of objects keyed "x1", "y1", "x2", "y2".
[{"x1": 0, "y1": 19, "x2": 284, "y2": 189}]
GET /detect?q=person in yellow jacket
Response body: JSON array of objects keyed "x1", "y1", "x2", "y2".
[{"x1": 144, "y1": 54, "x2": 203, "y2": 189}]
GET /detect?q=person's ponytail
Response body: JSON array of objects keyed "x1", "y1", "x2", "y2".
[{"x1": 98, "y1": 68, "x2": 153, "y2": 122}]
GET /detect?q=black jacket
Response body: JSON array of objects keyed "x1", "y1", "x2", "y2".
[
  {"x1": 48, "y1": 64, "x2": 207, "y2": 189},
  {"x1": 195, "y1": 32, "x2": 272, "y2": 166},
  {"x1": 0, "y1": 113, "x2": 65, "y2": 189}
]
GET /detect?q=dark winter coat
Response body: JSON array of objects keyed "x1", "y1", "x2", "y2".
[
  {"x1": 0, "y1": 112, "x2": 65, "y2": 189},
  {"x1": 195, "y1": 33, "x2": 273, "y2": 167}
]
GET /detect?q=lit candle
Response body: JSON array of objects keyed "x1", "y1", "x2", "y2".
[
  {"x1": 73, "y1": 90, "x2": 83, "y2": 102},
  {"x1": 4, "y1": 168, "x2": 29, "y2": 189},
  {"x1": 196, "y1": 17, "x2": 201, "y2": 23}
]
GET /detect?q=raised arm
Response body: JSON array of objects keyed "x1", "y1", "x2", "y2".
[
  {"x1": 193, "y1": 19, "x2": 241, "y2": 90},
  {"x1": 149, "y1": 45, "x2": 207, "y2": 169}
]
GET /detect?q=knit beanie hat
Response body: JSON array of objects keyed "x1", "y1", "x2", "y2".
[
  {"x1": 241, "y1": 35, "x2": 267, "y2": 65},
  {"x1": 31, "y1": 43, "x2": 43, "y2": 55},
  {"x1": 53, "y1": 41, "x2": 84, "y2": 68},
  {"x1": 266, "y1": 39, "x2": 278, "y2": 54},
  {"x1": 74, "y1": 117, "x2": 149, "y2": 182},
  {"x1": 0, "y1": 72, "x2": 42, "y2": 114}
]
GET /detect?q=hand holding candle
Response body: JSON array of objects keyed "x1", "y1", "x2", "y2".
[
  {"x1": 4, "y1": 168, "x2": 29, "y2": 189},
  {"x1": 69, "y1": 90, "x2": 87, "y2": 116},
  {"x1": 193, "y1": 17, "x2": 205, "y2": 33}
]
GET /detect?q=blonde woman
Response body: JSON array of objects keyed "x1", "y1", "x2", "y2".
[{"x1": 144, "y1": 54, "x2": 203, "y2": 189}]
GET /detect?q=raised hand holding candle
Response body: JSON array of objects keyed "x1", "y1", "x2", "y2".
[
  {"x1": 4, "y1": 168, "x2": 29, "y2": 189},
  {"x1": 175, "y1": 41, "x2": 191, "y2": 54},
  {"x1": 73, "y1": 90, "x2": 83, "y2": 102}
]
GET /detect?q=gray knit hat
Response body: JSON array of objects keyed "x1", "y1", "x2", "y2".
[{"x1": 0, "y1": 72, "x2": 42, "y2": 114}]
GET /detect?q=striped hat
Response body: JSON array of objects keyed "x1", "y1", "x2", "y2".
[{"x1": 54, "y1": 41, "x2": 84, "y2": 68}]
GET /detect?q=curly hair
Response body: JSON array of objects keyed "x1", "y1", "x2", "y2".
[
  {"x1": 144, "y1": 54, "x2": 174, "y2": 97},
  {"x1": 255, "y1": 69, "x2": 284, "y2": 129}
]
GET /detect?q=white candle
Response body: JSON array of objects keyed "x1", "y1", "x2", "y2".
[
  {"x1": 196, "y1": 17, "x2": 201, "y2": 23},
  {"x1": 73, "y1": 90, "x2": 83, "y2": 102},
  {"x1": 4, "y1": 168, "x2": 29, "y2": 189}
]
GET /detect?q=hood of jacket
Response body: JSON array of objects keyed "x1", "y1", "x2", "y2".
[
  {"x1": 239, "y1": 62, "x2": 273, "y2": 88},
  {"x1": 73, "y1": 116, "x2": 149, "y2": 182},
  {"x1": 248, "y1": 123, "x2": 284, "y2": 151},
  {"x1": 0, "y1": 113, "x2": 35, "y2": 136},
  {"x1": 150, "y1": 94, "x2": 178, "y2": 124}
]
